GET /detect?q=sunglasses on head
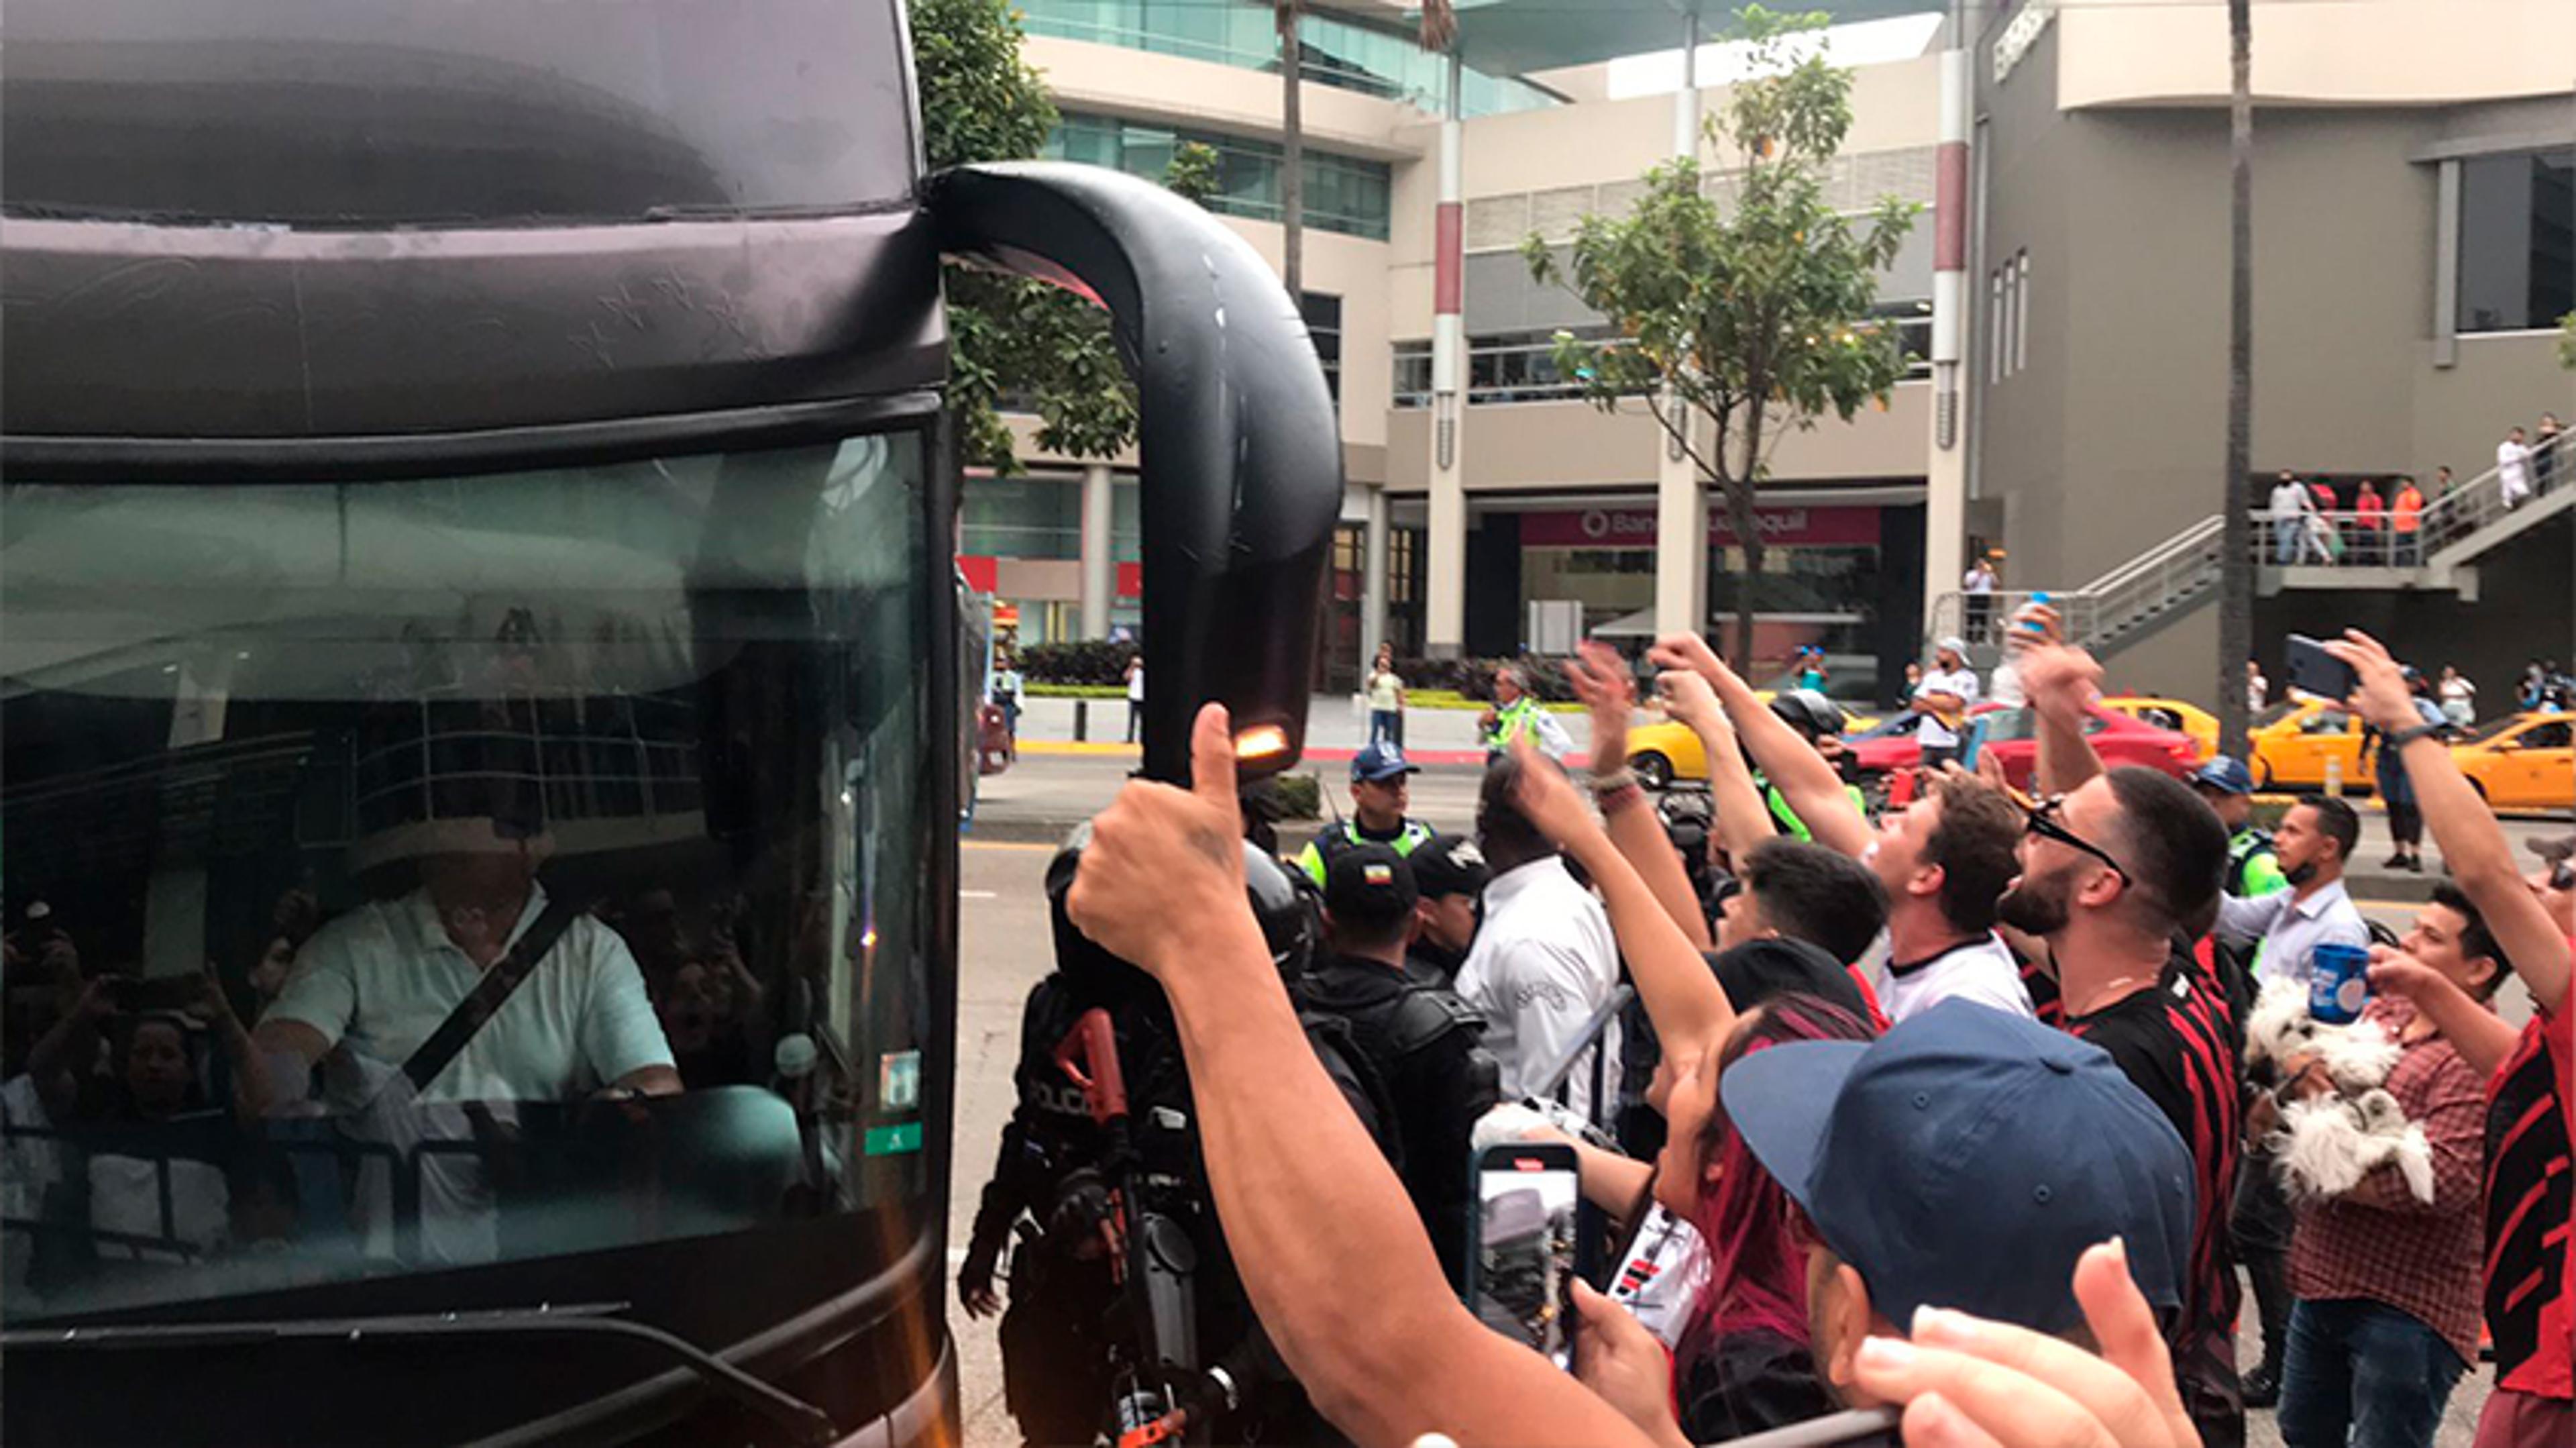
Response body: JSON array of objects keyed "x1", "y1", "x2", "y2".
[
  {"x1": 2550, "y1": 861, "x2": 2575, "y2": 893},
  {"x1": 2023, "y1": 793, "x2": 2133, "y2": 890}
]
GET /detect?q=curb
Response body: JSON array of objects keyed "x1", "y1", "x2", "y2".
[{"x1": 967, "y1": 815, "x2": 1330, "y2": 852}]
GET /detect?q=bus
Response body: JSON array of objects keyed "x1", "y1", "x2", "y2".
[{"x1": 0, "y1": 1, "x2": 1340, "y2": 1442}]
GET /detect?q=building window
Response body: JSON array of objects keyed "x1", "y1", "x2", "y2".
[
  {"x1": 961, "y1": 473, "x2": 1081, "y2": 560},
  {"x1": 1989, "y1": 269, "x2": 2006, "y2": 384},
  {"x1": 2012, "y1": 250, "x2": 2031, "y2": 374},
  {"x1": 1301, "y1": 293, "x2": 1342, "y2": 406},
  {"x1": 1016, "y1": 0, "x2": 1556, "y2": 117},
  {"x1": 1046, "y1": 113, "x2": 1394, "y2": 241},
  {"x1": 2458, "y1": 147, "x2": 2575, "y2": 333}
]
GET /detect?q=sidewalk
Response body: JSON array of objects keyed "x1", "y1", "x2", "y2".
[{"x1": 1014, "y1": 692, "x2": 1499, "y2": 754}]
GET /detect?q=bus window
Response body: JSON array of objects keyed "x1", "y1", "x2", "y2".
[{"x1": 2, "y1": 431, "x2": 933, "y2": 1318}]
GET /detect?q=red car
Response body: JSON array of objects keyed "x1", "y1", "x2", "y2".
[{"x1": 1845, "y1": 703, "x2": 2198, "y2": 793}]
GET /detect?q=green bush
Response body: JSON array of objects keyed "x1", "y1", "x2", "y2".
[
  {"x1": 1392, "y1": 655, "x2": 1578, "y2": 703},
  {"x1": 1269, "y1": 772, "x2": 1323, "y2": 821},
  {"x1": 1020, "y1": 639, "x2": 1136, "y2": 686}
]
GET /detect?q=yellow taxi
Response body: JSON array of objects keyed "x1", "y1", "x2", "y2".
[
  {"x1": 2248, "y1": 696, "x2": 2377, "y2": 792},
  {"x1": 2449, "y1": 713, "x2": 2575, "y2": 812},
  {"x1": 1622, "y1": 694, "x2": 1878, "y2": 788},
  {"x1": 2099, "y1": 696, "x2": 2220, "y2": 762}
]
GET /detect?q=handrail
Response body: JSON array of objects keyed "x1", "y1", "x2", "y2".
[{"x1": 2084, "y1": 515, "x2": 2222, "y2": 594}]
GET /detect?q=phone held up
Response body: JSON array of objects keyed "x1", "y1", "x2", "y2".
[
  {"x1": 2284, "y1": 633, "x2": 2359, "y2": 704},
  {"x1": 1466, "y1": 1141, "x2": 1596, "y2": 1370}
]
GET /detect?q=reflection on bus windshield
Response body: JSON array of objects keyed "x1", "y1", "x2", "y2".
[{"x1": 2, "y1": 436, "x2": 931, "y2": 1319}]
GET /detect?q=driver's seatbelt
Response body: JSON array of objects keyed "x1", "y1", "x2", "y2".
[{"x1": 396, "y1": 892, "x2": 590, "y2": 1096}]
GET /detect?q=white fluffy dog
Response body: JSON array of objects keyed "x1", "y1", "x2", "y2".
[{"x1": 2245, "y1": 979, "x2": 2435, "y2": 1205}]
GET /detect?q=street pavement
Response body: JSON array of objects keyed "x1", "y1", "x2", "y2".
[{"x1": 949, "y1": 749, "x2": 2522, "y2": 1447}]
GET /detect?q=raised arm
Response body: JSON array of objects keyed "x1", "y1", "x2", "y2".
[
  {"x1": 1509, "y1": 739, "x2": 1739, "y2": 1063},
  {"x1": 2368, "y1": 951, "x2": 2524, "y2": 1078},
  {"x1": 2013, "y1": 619, "x2": 2107, "y2": 796},
  {"x1": 1566, "y1": 642, "x2": 1712, "y2": 950},
  {"x1": 1067, "y1": 707, "x2": 1650, "y2": 1448},
  {"x1": 1650, "y1": 633, "x2": 1872, "y2": 860},
  {"x1": 1637, "y1": 660, "x2": 1774, "y2": 869},
  {"x1": 2331, "y1": 630, "x2": 2570, "y2": 1015}
]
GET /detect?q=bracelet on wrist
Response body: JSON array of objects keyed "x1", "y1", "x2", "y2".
[
  {"x1": 1595, "y1": 780, "x2": 1645, "y2": 814},
  {"x1": 1591, "y1": 767, "x2": 1638, "y2": 794}
]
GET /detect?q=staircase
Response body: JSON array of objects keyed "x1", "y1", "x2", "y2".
[
  {"x1": 2244, "y1": 429, "x2": 2575, "y2": 597},
  {"x1": 1933, "y1": 433, "x2": 2575, "y2": 666},
  {"x1": 1931, "y1": 515, "x2": 2224, "y2": 668}
]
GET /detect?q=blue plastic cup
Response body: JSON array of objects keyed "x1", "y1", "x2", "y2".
[{"x1": 2308, "y1": 941, "x2": 2371, "y2": 1025}]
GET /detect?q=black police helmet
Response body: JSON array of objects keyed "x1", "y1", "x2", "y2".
[
  {"x1": 1044, "y1": 825, "x2": 1320, "y2": 996},
  {"x1": 1768, "y1": 688, "x2": 1845, "y2": 741}
]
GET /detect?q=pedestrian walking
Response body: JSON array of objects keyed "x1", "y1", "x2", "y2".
[
  {"x1": 1962, "y1": 554, "x2": 1999, "y2": 641},
  {"x1": 1122, "y1": 652, "x2": 1144, "y2": 743},
  {"x1": 2438, "y1": 666, "x2": 2476, "y2": 728},
  {"x1": 2498, "y1": 426, "x2": 2534, "y2": 509},
  {"x1": 1365, "y1": 643, "x2": 1406, "y2": 749},
  {"x1": 2355, "y1": 479, "x2": 2386, "y2": 566},
  {"x1": 2271, "y1": 472, "x2": 2311, "y2": 566},
  {"x1": 2371, "y1": 670, "x2": 2449, "y2": 872},
  {"x1": 2249, "y1": 658, "x2": 2271, "y2": 711},
  {"x1": 2392, "y1": 475, "x2": 2424, "y2": 566}
]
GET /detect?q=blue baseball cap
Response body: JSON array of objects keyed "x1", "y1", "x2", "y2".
[
  {"x1": 1721, "y1": 1001, "x2": 2194, "y2": 1336},
  {"x1": 1350, "y1": 742, "x2": 1420, "y2": 784},
  {"x1": 2190, "y1": 755, "x2": 2255, "y2": 796}
]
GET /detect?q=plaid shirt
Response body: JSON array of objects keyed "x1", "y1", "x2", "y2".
[{"x1": 2288, "y1": 997, "x2": 2490, "y2": 1363}]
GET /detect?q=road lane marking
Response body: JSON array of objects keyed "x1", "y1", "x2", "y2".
[
  {"x1": 963, "y1": 840, "x2": 1057, "y2": 852},
  {"x1": 960, "y1": 890, "x2": 998, "y2": 899}
]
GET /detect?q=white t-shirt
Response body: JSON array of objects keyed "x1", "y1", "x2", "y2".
[
  {"x1": 2498, "y1": 440, "x2": 2532, "y2": 496},
  {"x1": 1608, "y1": 1203, "x2": 1711, "y2": 1349},
  {"x1": 1368, "y1": 669, "x2": 1403, "y2": 711},
  {"x1": 1988, "y1": 659, "x2": 2026, "y2": 708},
  {"x1": 268, "y1": 885, "x2": 674, "y2": 1103},
  {"x1": 1913, "y1": 667, "x2": 1980, "y2": 748},
  {"x1": 2269, "y1": 481, "x2": 2310, "y2": 521},
  {"x1": 1963, "y1": 568, "x2": 1996, "y2": 595},
  {"x1": 1456, "y1": 857, "x2": 1622, "y2": 1127},
  {"x1": 1127, "y1": 664, "x2": 1146, "y2": 703},
  {"x1": 1876, "y1": 933, "x2": 2034, "y2": 1023}
]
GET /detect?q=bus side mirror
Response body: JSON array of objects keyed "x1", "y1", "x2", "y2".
[{"x1": 929, "y1": 162, "x2": 1341, "y2": 786}]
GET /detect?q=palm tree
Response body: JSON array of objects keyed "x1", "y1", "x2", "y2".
[
  {"x1": 1274, "y1": 3, "x2": 1305, "y2": 303},
  {"x1": 2217, "y1": 0, "x2": 2255, "y2": 755}
]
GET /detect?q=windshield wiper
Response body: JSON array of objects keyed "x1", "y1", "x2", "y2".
[{"x1": 3, "y1": 1300, "x2": 837, "y2": 1445}]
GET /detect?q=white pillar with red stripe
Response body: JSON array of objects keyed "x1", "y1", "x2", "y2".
[
  {"x1": 1424, "y1": 52, "x2": 1470, "y2": 658},
  {"x1": 1922, "y1": 27, "x2": 1972, "y2": 633},
  {"x1": 1653, "y1": 13, "x2": 1707, "y2": 641}
]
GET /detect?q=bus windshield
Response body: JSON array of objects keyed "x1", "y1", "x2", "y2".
[{"x1": 1, "y1": 433, "x2": 934, "y2": 1321}]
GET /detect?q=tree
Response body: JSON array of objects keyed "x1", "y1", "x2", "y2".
[
  {"x1": 914, "y1": 0, "x2": 1134, "y2": 470},
  {"x1": 1164, "y1": 142, "x2": 1222, "y2": 208},
  {"x1": 1524, "y1": 5, "x2": 1915, "y2": 669},
  {"x1": 2215, "y1": 0, "x2": 2255, "y2": 756},
  {"x1": 2559, "y1": 311, "x2": 2575, "y2": 370}
]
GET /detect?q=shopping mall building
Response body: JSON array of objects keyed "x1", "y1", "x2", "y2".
[{"x1": 974, "y1": 0, "x2": 2575, "y2": 703}]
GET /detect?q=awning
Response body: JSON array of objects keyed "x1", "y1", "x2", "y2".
[{"x1": 1426, "y1": 0, "x2": 1949, "y2": 78}]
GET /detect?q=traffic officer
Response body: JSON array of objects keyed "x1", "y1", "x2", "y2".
[
  {"x1": 1758, "y1": 689, "x2": 1867, "y2": 843},
  {"x1": 1297, "y1": 843, "x2": 1499, "y2": 1290},
  {"x1": 1404, "y1": 831, "x2": 1489, "y2": 986},
  {"x1": 1294, "y1": 741, "x2": 1434, "y2": 886},
  {"x1": 2192, "y1": 755, "x2": 2288, "y2": 897},
  {"x1": 1479, "y1": 664, "x2": 1573, "y2": 762}
]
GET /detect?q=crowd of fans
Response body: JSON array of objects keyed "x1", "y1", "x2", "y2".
[
  {"x1": 966, "y1": 609, "x2": 2572, "y2": 1448},
  {"x1": 2264, "y1": 413, "x2": 2567, "y2": 567}
]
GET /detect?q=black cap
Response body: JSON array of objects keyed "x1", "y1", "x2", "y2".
[
  {"x1": 1407, "y1": 833, "x2": 1491, "y2": 900},
  {"x1": 1708, "y1": 936, "x2": 1872, "y2": 1021},
  {"x1": 1324, "y1": 843, "x2": 1419, "y2": 930}
]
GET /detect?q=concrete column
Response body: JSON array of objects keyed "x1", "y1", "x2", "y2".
[
  {"x1": 1424, "y1": 54, "x2": 1469, "y2": 658},
  {"x1": 1079, "y1": 462, "x2": 1115, "y2": 639},
  {"x1": 1653, "y1": 19, "x2": 1707, "y2": 641},
  {"x1": 1654, "y1": 403, "x2": 1707, "y2": 637},
  {"x1": 1922, "y1": 38, "x2": 1972, "y2": 629},
  {"x1": 1362, "y1": 485, "x2": 1391, "y2": 664}
]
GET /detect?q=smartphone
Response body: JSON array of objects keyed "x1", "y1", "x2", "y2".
[
  {"x1": 1467, "y1": 1142, "x2": 1592, "y2": 1369},
  {"x1": 2285, "y1": 633, "x2": 2358, "y2": 703}
]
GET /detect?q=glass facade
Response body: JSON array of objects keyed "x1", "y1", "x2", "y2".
[
  {"x1": 1017, "y1": 0, "x2": 1557, "y2": 117},
  {"x1": 1047, "y1": 112, "x2": 1393, "y2": 240},
  {"x1": 2459, "y1": 147, "x2": 2575, "y2": 333}
]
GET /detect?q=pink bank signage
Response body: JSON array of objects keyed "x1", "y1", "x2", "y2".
[{"x1": 1519, "y1": 504, "x2": 1882, "y2": 550}]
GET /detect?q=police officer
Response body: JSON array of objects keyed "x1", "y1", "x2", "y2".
[
  {"x1": 960, "y1": 832, "x2": 1385, "y2": 1444},
  {"x1": 2192, "y1": 755, "x2": 2288, "y2": 898},
  {"x1": 1404, "y1": 831, "x2": 1489, "y2": 987},
  {"x1": 1478, "y1": 664, "x2": 1574, "y2": 762},
  {"x1": 1757, "y1": 689, "x2": 1868, "y2": 843},
  {"x1": 1297, "y1": 843, "x2": 1499, "y2": 1291},
  {"x1": 1293, "y1": 741, "x2": 1434, "y2": 886}
]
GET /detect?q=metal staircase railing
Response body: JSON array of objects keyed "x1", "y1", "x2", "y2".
[
  {"x1": 1930, "y1": 515, "x2": 2224, "y2": 664},
  {"x1": 2233, "y1": 431, "x2": 2571, "y2": 581}
]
